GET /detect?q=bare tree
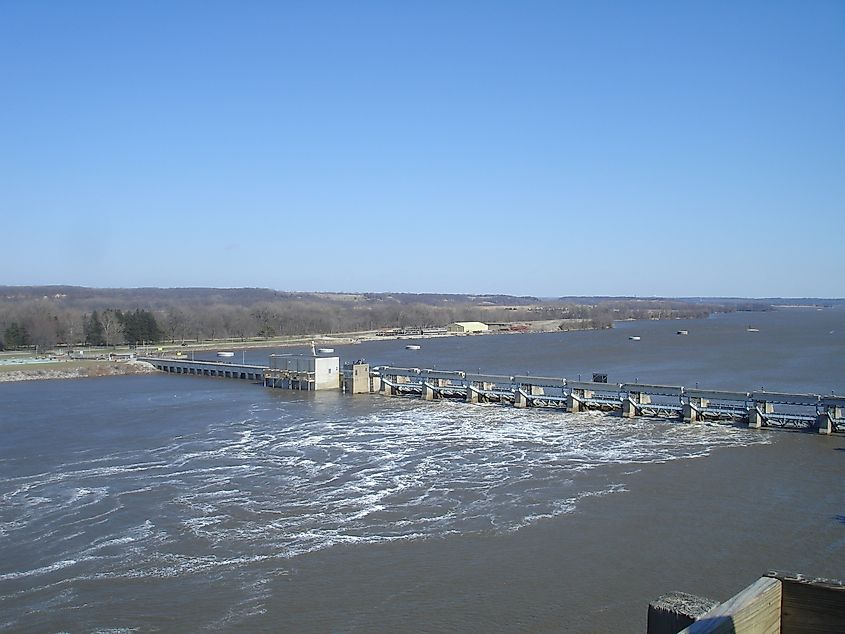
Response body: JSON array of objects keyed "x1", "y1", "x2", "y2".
[
  {"x1": 101, "y1": 309, "x2": 125, "y2": 346},
  {"x1": 165, "y1": 307, "x2": 188, "y2": 342}
]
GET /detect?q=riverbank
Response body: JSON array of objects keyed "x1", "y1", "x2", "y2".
[
  {"x1": 0, "y1": 319, "x2": 607, "y2": 382},
  {"x1": 148, "y1": 318, "x2": 604, "y2": 352},
  {"x1": 0, "y1": 359, "x2": 157, "y2": 382}
]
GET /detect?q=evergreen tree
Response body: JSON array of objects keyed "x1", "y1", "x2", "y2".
[
  {"x1": 140, "y1": 309, "x2": 163, "y2": 342},
  {"x1": 84, "y1": 311, "x2": 106, "y2": 345},
  {"x1": 118, "y1": 309, "x2": 163, "y2": 344},
  {"x1": 3, "y1": 322, "x2": 31, "y2": 348},
  {"x1": 118, "y1": 309, "x2": 139, "y2": 344}
]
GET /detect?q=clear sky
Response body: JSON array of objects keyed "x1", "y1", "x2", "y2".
[{"x1": 1, "y1": 1, "x2": 843, "y2": 297}]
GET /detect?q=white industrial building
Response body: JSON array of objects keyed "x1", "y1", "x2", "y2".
[
  {"x1": 446, "y1": 321, "x2": 489, "y2": 334},
  {"x1": 266, "y1": 354, "x2": 339, "y2": 390}
]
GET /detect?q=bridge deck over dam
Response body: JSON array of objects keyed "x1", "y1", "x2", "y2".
[
  {"x1": 141, "y1": 357, "x2": 268, "y2": 381},
  {"x1": 140, "y1": 354, "x2": 340, "y2": 391}
]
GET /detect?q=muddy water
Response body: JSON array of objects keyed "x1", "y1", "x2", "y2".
[{"x1": 1, "y1": 307, "x2": 842, "y2": 632}]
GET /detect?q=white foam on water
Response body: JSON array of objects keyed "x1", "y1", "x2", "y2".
[
  {"x1": 0, "y1": 396, "x2": 771, "y2": 628},
  {"x1": 0, "y1": 557, "x2": 89, "y2": 581}
]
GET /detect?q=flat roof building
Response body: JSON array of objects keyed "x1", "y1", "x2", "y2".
[
  {"x1": 447, "y1": 321, "x2": 489, "y2": 334},
  {"x1": 266, "y1": 354, "x2": 339, "y2": 390}
]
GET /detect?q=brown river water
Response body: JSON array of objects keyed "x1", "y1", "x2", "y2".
[{"x1": 0, "y1": 308, "x2": 843, "y2": 632}]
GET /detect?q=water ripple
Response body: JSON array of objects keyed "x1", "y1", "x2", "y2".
[{"x1": 0, "y1": 397, "x2": 768, "y2": 629}]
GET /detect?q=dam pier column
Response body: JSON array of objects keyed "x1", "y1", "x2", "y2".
[
  {"x1": 515, "y1": 385, "x2": 530, "y2": 408},
  {"x1": 817, "y1": 405, "x2": 841, "y2": 435},
  {"x1": 381, "y1": 373, "x2": 396, "y2": 397},
  {"x1": 567, "y1": 389, "x2": 593, "y2": 413},
  {"x1": 623, "y1": 392, "x2": 651, "y2": 418},
  {"x1": 515, "y1": 384, "x2": 545, "y2": 408},
  {"x1": 682, "y1": 398, "x2": 709, "y2": 423},
  {"x1": 466, "y1": 383, "x2": 479, "y2": 404},
  {"x1": 423, "y1": 382, "x2": 436, "y2": 401},
  {"x1": 348, "y1": 363, "x2": 370, "y2": 394},
  {"x1": 748, "y1": 401, "x2": 773, "y2": 429},
  {"x1": 817, "y1": 411, "x2": 833, "y2": 435},
  {"x1": 466, "y1": 381, "x2": 492, "y2": 404}
]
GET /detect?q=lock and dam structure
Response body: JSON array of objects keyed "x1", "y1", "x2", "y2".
[{"x1": 139, "y1": 356, "x2": 845, "y2": 435}]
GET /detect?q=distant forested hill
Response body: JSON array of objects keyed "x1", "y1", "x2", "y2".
[
  {"x1": 1, "y1": 285, "x2": 836, "y2": 351},
  {"x1": 0, "y1": 286, "x2": 539, "y2": 309}
]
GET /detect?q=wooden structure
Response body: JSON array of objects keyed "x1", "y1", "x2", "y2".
[
  {"x1": 647, "y1": 572, "x2": 845, "y2": 634},
  {"x1": 648, "y1": 592, "x2": 718, "y2": 633}
]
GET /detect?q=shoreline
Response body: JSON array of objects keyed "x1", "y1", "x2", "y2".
[
  {"x1": 0, "y1": 359, "x2": 157, "y2": 383},
  {"x1": 0, "y1": 311, "x2": 754, "y2": 383},
  {"x1": 0, "y1": 319, "x2": 612, "y2": 383}
]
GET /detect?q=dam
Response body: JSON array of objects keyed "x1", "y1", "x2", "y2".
[
  {"x1": 139, "y1": 355, "x2": 844, "y2": 435},
  {"x1": 369, "y1": 365, "x2": 844, "y2": 434},
  {"x1": 140, "y1": 353, "x2": 339, "y2": 392}
]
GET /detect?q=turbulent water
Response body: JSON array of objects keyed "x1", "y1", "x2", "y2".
[{"x1": 0, "y1": 307, "x2": 842, "y2": 632}]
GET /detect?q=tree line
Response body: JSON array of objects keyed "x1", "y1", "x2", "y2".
[
  {"x1": 3, "y1": 307, "x2": 163, "y2": 350},
  {"x1": 0, "y1": 287, "x2": 756, "y2": 351}
]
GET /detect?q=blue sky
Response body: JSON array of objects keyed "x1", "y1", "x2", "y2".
[{"x1": 2, "y1": 1, "x2": 843, "y2": 297}]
